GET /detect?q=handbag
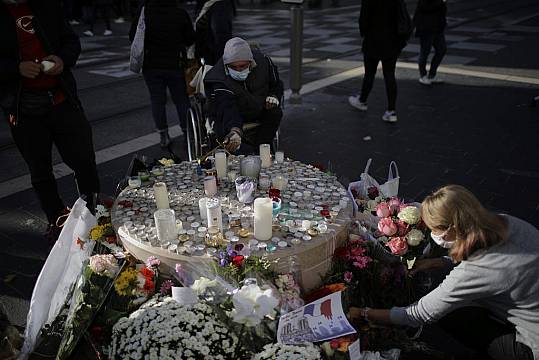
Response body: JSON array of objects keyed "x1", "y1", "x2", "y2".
[
  {"x1": 129, "y1": 6, "x2": 146, "y2": 73},
  {"x1": 19, "y1": 89, "x2": 55, "y2": 117}
]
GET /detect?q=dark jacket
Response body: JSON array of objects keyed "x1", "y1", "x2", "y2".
[
  {"x1": 129, "y1": 0, "x2": 195, "y2": 70},
  {"x1": 359, "y1": 0, "x2": 406, "y2": 59},
  {"x1": 195, "y1": 0, "x2": 234, "y2": 66},
  {"x1": 204, "y1": 49, "x2": 283, "y2": 135},
  {"x1": 413, "y1": 0, "x2": 447, "y2": 36},
  {"x1": 0, "y1": 0, "x2": 81, "y2": 118}
]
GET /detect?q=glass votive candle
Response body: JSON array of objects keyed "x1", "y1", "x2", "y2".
[
  {"x1": 128, "y1": 176, "x2": 141, "y2": 188},
  {"x1": 228, "y1": 170, "x2": 238, "y2": 183},
  {"x1": 259, "y1": 174, "x2": 271, "y2": 190},
  {"x1": 204, "y1": 176, "x2": 218, "y2": 197},
  {"x1": 186, "y1": 229, "x2": 196, "y2": 241},
  {"x1": 275, "y1": 151, "x2": 285, "y2": 163},
  {"x1": 151, "y1": 166, "x2": 164, "y2": 176}
]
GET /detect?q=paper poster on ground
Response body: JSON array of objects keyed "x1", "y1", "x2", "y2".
[{"x1": 277, "y1": 290, "x2": 356, "y2": 344}]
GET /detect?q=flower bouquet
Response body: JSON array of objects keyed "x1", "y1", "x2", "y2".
[
  {"x1": 56, "y1": 254, "x2": 124, "y2": 360},
  {"x1": 253, "y1": 343, "x2": 322, "y2": 360}
]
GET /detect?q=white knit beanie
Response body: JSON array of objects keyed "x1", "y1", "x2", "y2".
[{"x1": 223, "y1": 37, "x2": 254, "y2": 65}]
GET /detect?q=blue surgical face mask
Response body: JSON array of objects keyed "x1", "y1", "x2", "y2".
[
  {"x1": 431, "y1": 227, "x2": 454, "y2": 249},
  {"x1": 228, "y1": 67, "x2": 250, "y2": 81}
]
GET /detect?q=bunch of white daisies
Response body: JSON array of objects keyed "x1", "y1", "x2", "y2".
[{"x1": 253, "y1": 343, "x2": 321, "y2": 360}]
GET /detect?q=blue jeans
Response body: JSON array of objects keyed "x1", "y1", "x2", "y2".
[
  {"x1": 143, "y1": 69, "x2": 189, "y2": 133},
  {"x1": 418, "y1": 32, "x2": 447, "y2": 78}
]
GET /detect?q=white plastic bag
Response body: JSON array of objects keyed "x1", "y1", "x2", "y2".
[
  {"x1": 129, "y1": 6, "x2": 145, "y2": 73},
  {"x1": 19, "y1": 198, "x2": 96, "y2": 360},
  {"x1": 347, "y1": 159, "x2": 380, "y2": 214},
  {"x1": 379, "y1": 161, "x2": 399, "y2": 198}
]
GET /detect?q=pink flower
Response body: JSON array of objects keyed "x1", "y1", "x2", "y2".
[
  {"x1": 388, "y1": 197, "x2": 401, "y2": 215},
  {"x1": 378, "y1": 218, "x2": 398, "y2": 236},
  {"x1": 396, "y1": 219, "x2": 411, "y2": 236},
  {"x1": 353, "y1": 256, "x2": 372, "y2": 269},
  {"x1": 344, "y1": 271, "x2": 353, "y2": 283},
  {"x1": 386, "y1": 237, "x2": 408, "y2": 256},
  {"x1": 375, "y1": 202, "x2": 391, "y2": 218}
]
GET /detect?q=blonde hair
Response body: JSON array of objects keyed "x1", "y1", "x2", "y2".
[{"x1": 421, "y1": 185, "x2": 507, "y2": 262}]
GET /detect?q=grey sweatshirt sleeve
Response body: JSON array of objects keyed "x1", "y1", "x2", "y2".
[{"x1": 390, "y1": 262, "x2": 503, "y2": 326}]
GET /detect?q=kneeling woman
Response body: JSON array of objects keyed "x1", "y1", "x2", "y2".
[{"x1": 351, "y1": 185, "x2": 539, "y2": 360}]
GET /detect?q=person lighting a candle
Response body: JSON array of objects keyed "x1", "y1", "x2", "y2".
[
  {"x1": 349, "y1": 185, "x2": 539, "y2": 360},
  {"x1": 204, "y1": 37, "x2": 283, "y2": 154}
]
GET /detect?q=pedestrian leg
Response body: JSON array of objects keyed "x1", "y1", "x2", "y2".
[
  {"x1": 165, "y1": 69, "x2": 190, "y2": 133},
  {"x1": 9, "y1": 113, "x2": 65, "y2": 223},
  {"x1": 51, "y1": 103, "x2": 100, "y2": 211},
  {"x1": 418, "y1": 34, "x2": 434, "y2": 78},
  {"x1": 143, "y1": 70, "x2": 169, "y2": 132},
  {"x1": 359, "y1": 55, "x2": 379, "y2": 103},
  {"x1": 381, "y1": 56, "x2": 398, "y2": 112},
  {"x1": 428, "y1": 32, "x2": 447, "y2": 79}
]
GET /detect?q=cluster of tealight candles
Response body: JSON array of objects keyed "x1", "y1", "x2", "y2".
[{"x1": 114, "y1": 144, "x2": 351, "y2": 257}]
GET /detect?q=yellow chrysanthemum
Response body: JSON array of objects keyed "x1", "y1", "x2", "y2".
[
  {"x1": 114, "y1": 268, "x2": 138, "y2": 296},
  {"x1": 89, "y1": 225, "x2": 104, "y2": 240}
]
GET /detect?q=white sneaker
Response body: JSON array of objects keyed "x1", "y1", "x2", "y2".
[
  {"x1": 382, "y1": 110, "x2": 398, "y2": 123},
  {"x1": 103, "y1": 29, "x2": 113, "y2": 36},
  {"x1": 69, "y1": 19, "x2": 80, "y2": 25},
  {"x1": 348, "y1": 95, "x2": 368, "y2": 111},
  {"x1": 429, "y1": 76, "x2": 444, "y2": 84},
  {"x1": 83, "y1": 30, "x2": 94, "y2": 37},
  {"x1": 114, "y1": 17, "x2": 125, "y2": 24},
  {"x1": 419, "y1": 76, "x2": 432, "y2": 86}
]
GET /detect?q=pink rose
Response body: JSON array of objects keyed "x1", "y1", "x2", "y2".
[
  {"x1": 378, "y1": 218, "x2": 398, "y2": 236},
  {"x1": 396, "y1": 219, "x2": 410, "y2": 236},
  {"x1": 375, "y1": 202, "x2": 391, "y2": 218},
  {"x1": 386, "y1": 237, "x2": 408, "y2": 256},
  {"x1": 388, "y1": 197, "x2": 401, "y2": 215}
]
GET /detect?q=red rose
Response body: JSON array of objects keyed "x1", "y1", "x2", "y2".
[
  {"x1": 232, "y1": 255, "x2": 244, "y2": 268},
  {"x1": 103, "y1": 199, "x2": 114, "y2": 209},
  {"x1": 143, "y1": 278, "x2": 155, "y2": 293}
]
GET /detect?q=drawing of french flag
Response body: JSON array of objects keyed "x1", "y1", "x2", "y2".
[{"x1": 303, "y1": 299, "x2": 333, "y2": 320}]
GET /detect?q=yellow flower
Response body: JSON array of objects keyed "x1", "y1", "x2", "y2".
[
  {"x1": 90, "y1": 225, "x2": 104, "y2": 240},
  {"x1": 114, "y1": 268, "x2": 138, "y2": 296}
]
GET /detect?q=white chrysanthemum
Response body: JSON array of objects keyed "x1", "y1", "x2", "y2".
[
  {"x1": 253, "y1": 343, "x2": 321, "y2": 360},
  {"x1": 397, "y1": 206, "x2": 421, "y2": 225},
  {"x1": 406, "y1": 228, "x2": 425, "y2": 246}
]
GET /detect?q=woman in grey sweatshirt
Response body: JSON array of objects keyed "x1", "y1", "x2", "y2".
[{"x1": 351, "y1": 185, "x2": 539, "y2": 360}]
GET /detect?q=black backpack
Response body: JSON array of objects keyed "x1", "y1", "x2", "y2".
[{"x1": 396, "y1": 0, "x2": 413, "y2": 40}]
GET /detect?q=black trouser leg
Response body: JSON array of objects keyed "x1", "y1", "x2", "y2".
[
  {"x1": 418, "y1": 34, "x2": 434, "y2": 77},
  {"x1": 381, "y1": 56, "x2": 398, "y2": 112},
  {"x1": 360, "y1": 55, "x2": 379, "y2": 103},
  {"x1": 51, "y1": 102, "x2": 100, "y2": 210},
  {"x1": 429, "y1": 32, "x2": 447, "y2": 78},
  {"x1": 438, "y1": 307, "x2": 534, "y2": 360},
  {"x1": 10, "y1": 110, "x2": 64, "y2": 223},
  {"x1": 255, "y1": 107, "x2": 282, "y2": 147}
]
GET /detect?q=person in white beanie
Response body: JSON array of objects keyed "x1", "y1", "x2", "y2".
[{"x1": 204, "y1": 37, "x2": 283, "y2": 153}]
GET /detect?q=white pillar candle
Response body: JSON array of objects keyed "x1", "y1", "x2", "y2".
[
  {"x1": 275, "y1": 151, "x2": 284, "y2": 163},
  {"x1": 199, "y1": 197, "x2": 208, "y2": 221},
  {"x1": 204, "y1": 176, "x2": 217, "y2": 197},
  {"x1": 153, "y1": 182, "x2": 169, "y2": 209},
  {"x1": 254, "y1": 197, "x2": 273, "y2": 241},
  {"x1": 215, "y1": 151, "x2": 227, "y2": 179},
  {"x1": 154, "y1": 209, "x2": 177, "y2": 243},
  {"x1": 206, "y1": 198, "x2": 223, "y2": 232},
  {"x1": 260, "y1": 144, "x2": 272, "y2": 168}
]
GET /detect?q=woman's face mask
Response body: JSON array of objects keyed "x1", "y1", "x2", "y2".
[
  {"x1": 228, "y1": 67, "x2": 250, "y2": 81},
  {"x1": 431, "y1": 227, "x2": 455, "y2": 249}
]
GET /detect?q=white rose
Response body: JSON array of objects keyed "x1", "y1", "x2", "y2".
[{"x1": 406, "y1": 228, "x2": 425, "y2": 246}]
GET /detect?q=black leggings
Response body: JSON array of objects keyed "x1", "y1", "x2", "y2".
[
  {"x1": 360, "y1": 55, "x2": 398, "y2": 111},
  {"x1": 438, "y1": 307, "x2": 533, "y2": 360}
]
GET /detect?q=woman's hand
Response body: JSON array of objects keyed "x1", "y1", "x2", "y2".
[
  {"x1": 349, "y1": 307, "x2": 392, "y2": 325},
  {"x1": 409, "y1": 258, "x2": 445, "y2": 277}
]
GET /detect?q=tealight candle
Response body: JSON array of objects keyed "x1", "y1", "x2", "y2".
[
  {"x1": 153, "y1": 182, "x2": 170, "y2": 209},
  {"x1": 260, "y1": 144, "x2": 271, "y2": 168}
]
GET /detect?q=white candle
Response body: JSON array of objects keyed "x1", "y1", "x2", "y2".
[
  {"x1": 215, "y1": 151, "x2": 227, "y2": 179},
  {"x1": 153, "y1": 182, "x2": 169, "y2": 209},
  {"x1": 272, "y1": 175, "x2": 288, "y2": 191},
  {"x1": 275, "y1": 151, "x2": 284, "y2": 163},
  {"x1": 260, "y1": 144, "x2": 272, "y2": 168},
  {"x1": 154, "y1": 209, "x2": 177, "y2": 243},
  {"x1": 206, "y1": 198, "x2": 223, "y2": 232},
  {"x1": 228, "y1": 170, "x2": 238, "y2": 183},
  {"x1": 204, "y1": 176, "x2": 217, "y2": 197},
  {"x1": 254, "y1": 197, "x2": 272, "y2": 241},
  {"x1": 198, "y1": 197, "x2": 208, "y2": 221}
]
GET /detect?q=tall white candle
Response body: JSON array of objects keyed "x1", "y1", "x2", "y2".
[
  {"x1": 153, "y1": 182, "x2": 169, "y2": 209},
  {"x1": 198, "y1": 197, "x2": 208, "y2": 221},
  {"x1": 206, "y1": 198, "x2": 223, "y2": 232},
  {"x1": 260, "y1": 144, "x2": 272, "y2": 168},
  {"x1": 215, "y1": 151, "x2": 227, "y2": 179},
  {"x1": 254, "y1": 197, "x2": 272, "y2": 241},
  {"x1": 204, "y1": 176, "x2": 217, "y2": 197},
  {"x1": 154, "y1": 209, "x2": 177, "y2": 243},
  {"x1": 275, "y1": 151, "x2": 284, "y2": 163}
]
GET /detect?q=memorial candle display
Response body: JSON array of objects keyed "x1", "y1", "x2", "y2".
[
  {"x1": 260, "y1": 144, "x2": 272, "y2": 168},
  {"x1": 206, "y1": 198, "x2": 223, "y2": 232},
  {"x1": 153, "y1": 182, "x2": 169, "y2": 209},
  {"x1": 204, "y1": 176, "x2": 217, "y2": 197},
  {"x1": 254, "y1": 197, "x2": 272, "y2": 241},
  {"x1": 154, "y1": 209, "x2": 177, "y2": 243},
  {"x1": 215, "y1": 150, "x2": 227, "y2": 179}
]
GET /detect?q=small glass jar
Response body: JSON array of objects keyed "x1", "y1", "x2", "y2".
[
  {"x1": 128, "y1": 176, "x2": 141, "y2": 188},
  {"x1": 205, "y1": 226, "x2": 224, "y2": 247}
]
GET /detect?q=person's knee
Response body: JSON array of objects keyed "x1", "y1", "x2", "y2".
[{"x1": 265, "y1": 107, "x2": 283, "y2": 123}]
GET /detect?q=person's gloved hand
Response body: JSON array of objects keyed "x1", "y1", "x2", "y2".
[
  {"x1": 223, "y1": 128, "x2": 242, "y2": 152},
  {"x1": 265, "y1": 96, "x2": 279, "y2": 109}
]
